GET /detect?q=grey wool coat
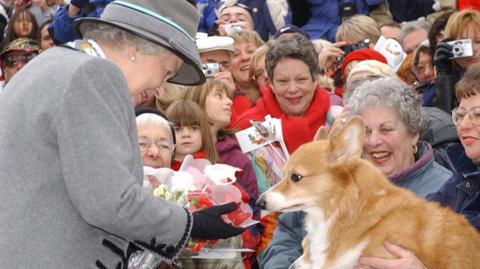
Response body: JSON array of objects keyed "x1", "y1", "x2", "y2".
[{"x1": 0, "y1": 46, "x2": 192, "y2": 268}]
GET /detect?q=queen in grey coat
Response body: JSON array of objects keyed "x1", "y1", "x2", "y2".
[{"x1": 0, "y1": 0, "x2": 244, "y2": 268}]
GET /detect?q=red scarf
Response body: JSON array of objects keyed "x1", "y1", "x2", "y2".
[
  {"x1": 253, "y1": 86, "x2": 330, "y2": 153},
  {"x1": 171, "y1": 151, "x2": 206, "y2": 171}
]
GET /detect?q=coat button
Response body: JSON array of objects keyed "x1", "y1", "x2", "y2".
[{"x1": 465, "y1": 182, "x2": 471, "y2": 188}]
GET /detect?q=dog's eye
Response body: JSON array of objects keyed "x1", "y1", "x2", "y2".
[{"x1": 290, "y1": 172, "x2": 303, "y2": 182}]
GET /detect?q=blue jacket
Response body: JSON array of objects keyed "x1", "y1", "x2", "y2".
[
  {"x1": 426, "y1": 143, "x2": 480, "y2": 231},
  {"x1": 303, "y1": 0, "x2": 383, "y2": 42},
  {"x1": 51, "y1": 0, "x2": 112, "y2": 44},
  {"x1": 261, "y1": 142, "x2": 450, "y2": 268}
]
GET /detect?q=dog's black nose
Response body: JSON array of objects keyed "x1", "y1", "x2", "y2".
[{"x1": 256, "y1": 197, "x2": 267, "y2": 210}]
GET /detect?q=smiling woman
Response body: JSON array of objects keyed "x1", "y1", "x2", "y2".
[
  {"x1": 235, "y1": 33, "x2": 341, "y2": 154},
  {"x1": 347, "y1": 76, "x2": 451, "y2": 197}
]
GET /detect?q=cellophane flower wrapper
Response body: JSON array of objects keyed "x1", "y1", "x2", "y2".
[{"x1": 143, "y1": 155, "x2": 254, "y2": 253}]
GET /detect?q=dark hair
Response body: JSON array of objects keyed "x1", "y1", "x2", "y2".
[
  {"x1": 428, "y1": 10, "x2": 454, "y2": 52},
  {"x1": 265, "y1": 33, "x2": 320, "y2": 81},
  {"x1": 455, "y1": 62, "x2": 480, "y2": 100},
  {"x1": 2, "y1": 8, "x2": 39, "y2": 49},
  {"x1": 37, "y1": 18, "x2": 53, "y2": 45}
]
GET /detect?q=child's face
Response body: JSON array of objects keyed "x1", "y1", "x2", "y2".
[
  {"x1": 14, "y1": 12, "x2": 33, "y2": 38},
  {"x1": 205, "y1": 87, "x2": 232, "y2": 128},
  {"x1": 174, "y1": 125, "x2": 203, "y2": 161}
]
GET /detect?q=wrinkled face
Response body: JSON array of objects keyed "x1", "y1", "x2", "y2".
[
  {"x1": 402, "y1": 28, "x2": 428, "y2": 54},
  {"x1": 231, "y1": 42, "x2": 257, "y2": 87},
  {"x1": 128, "y1": 52, "x2": 183, "y2": 106},
  {"x1": 137, "y1": 123, "x2": 174, "y2": 168},
  {"x1": 205, "y1": 86, "x2": 232, "y2": 128},
  {"x1": 2, "y1": 51, "x2": 38, "y2": 82},
  {"x1": 40, "y1": 25, "x2": 54, "y2": 50},
  {"x1": 200, "y1": 49, "x2": 232, "y2": 72},
  {"x1": 174, "y1": 125, "x2": 203, "y2": 161},
  {"x1": 361, "y1": 106, "x2": 419, "y2": 178},
  {"x1": 454, "y1": 23, "x2": 480, "y2": 70},
  {"x1": 416, "y1": 50, "x2": 434, "y2": 82},
  {"x1": 13, "y1": 12, "x2": 33, "y2": 38},
  {"x1": 455, "y1": 94, "x2": 480, "y2": 163},
  {"x1": 271, "y1": 58, "x2": 316, "y2": 117},
  {"x1": 218, "y1": 6, "x2": 254, "y2": 31}
]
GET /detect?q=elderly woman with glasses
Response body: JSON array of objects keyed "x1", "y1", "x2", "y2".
[
  {"x1": 0, "y1": 0, "x2": 244, "y2": 268},
  {"x1": 355, "y1": 65, "x2": 480, "y2": 269}
]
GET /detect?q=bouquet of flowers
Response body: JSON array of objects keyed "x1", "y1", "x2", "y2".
[{"x1": 143, "y1": 155, "x2": 255, "y2": 251}]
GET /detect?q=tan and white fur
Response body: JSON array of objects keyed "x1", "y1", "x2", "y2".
[{"x1": 256, "y1": 116, "x2": 480, "y2": 269}]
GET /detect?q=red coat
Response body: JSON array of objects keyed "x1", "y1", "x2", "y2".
[{"x1": 234, "y1": 86, "x2": 331, "y2": 154}]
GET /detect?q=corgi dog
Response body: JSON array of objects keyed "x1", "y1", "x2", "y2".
[{"x1": 256, "y1": 116, "x2": 480, "y2": 269}]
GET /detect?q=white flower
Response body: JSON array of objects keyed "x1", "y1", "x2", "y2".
[{"x1": 204, "y1": 164, "x2": 242, "y2": 185}]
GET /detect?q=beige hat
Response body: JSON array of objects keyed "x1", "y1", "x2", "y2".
[
  {"x1": 196, "y1": 36, "x2": 235, "y2": 54},
  {"x1": 347, "y1": 60, "x2": 395, "y2": 83}
]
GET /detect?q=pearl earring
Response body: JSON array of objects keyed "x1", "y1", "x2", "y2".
[{"x1": 130, "y1": 56, "x2": 136, "y2": 61}]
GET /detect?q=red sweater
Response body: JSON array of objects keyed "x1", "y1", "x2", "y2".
[{"x1": 234, "y1": 86, "x2": 330, "y2": 154}]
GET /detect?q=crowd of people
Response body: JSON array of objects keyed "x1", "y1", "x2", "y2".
[{"x1": 0, "y1": 0, "x2": 479, "y2": 268}]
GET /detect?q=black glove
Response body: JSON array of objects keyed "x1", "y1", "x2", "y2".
[
  {"x1": 191, "y1": 202, "x2": 245, "y2": 240},
  {"x1": 70, "y1": 0, "x2": 89, "y2": 8},
  {"x1": 434, "y1": 38, "x2": 454, "y2": 74}
]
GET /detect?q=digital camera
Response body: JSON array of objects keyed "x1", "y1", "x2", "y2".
[
  {"x1": 224, "y1": 23, "x2": 243, "y2": 36},
  {"x1": 202, "y1": 63, "x2": 220, "y2": 78},
  {"x1": 342, "y1": 39, "x2": 371, "y2": 56},
  {"x1": 447, "y1": 39, "x2": 473, "y2": 59}
]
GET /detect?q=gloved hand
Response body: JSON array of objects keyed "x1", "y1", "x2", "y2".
[
  {"x1": 434, "y1": 38, "x2": 454, "y2": 74},
  {"x1": 191, "y1": 202, "x2": 245, "y2": 240},
  {"x1": 70, "y1": 0, "x2": 89, "y2": 8}
]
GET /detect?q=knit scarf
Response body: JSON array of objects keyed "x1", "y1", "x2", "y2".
[{"x1": 257, "y1": 86, "x2": 330, "y2": 153}]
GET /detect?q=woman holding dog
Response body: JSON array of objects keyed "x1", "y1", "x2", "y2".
[
  {"x1": 262, "y1": 76, "x2": 452, "y2": 268},
  {"x1": 355, "y1": 62, "x2": 480, "y2": 269}
]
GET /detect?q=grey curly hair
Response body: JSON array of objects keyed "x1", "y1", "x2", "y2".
[
  {"x1": 346, "y1": 76, "x2": 426, "y2": 135},
  {"x1": 265, "y1": 33, "x2": 320, "y2": 81}
]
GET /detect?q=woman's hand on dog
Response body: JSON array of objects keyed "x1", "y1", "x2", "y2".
[{"x1": 354, "y1": 241, "x2": 428, "y2": 269}]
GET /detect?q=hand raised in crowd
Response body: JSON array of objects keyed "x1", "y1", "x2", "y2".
[
  {"x1": 433, "y1": 38, "x2": 454, "y2": 74},
  {"x1": 191, "y1": 202, "x2": 245, "y2": 240},
  {"x1": 318, "y1": 41, "x2": 347, "y2": 72},
  {"x1": 215, "y1": 21, "x2": 247, "y2": 36},
  {"x1": 354, "y1": 241, "x2": 428, "y2": 269},
  {"x1": 213, "y1": 71, "x2": 236, "y2": 96}
]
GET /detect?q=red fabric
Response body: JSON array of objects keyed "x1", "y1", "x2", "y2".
[
  {"x1": 340, "y1": 48, "x2": 387, "y2": 77},
  {"x1": 171, "y1": 151, "x2": 206, "y2": 171},
  {"x1": 458, "y1": 0, "x2": 480, "y2": 10},
  {"x1": 234, "y1": 86, "x2": 331, "y2": 154},
  {"x1": 230, "y1": 89, "x2": 255, "y2": 125}
]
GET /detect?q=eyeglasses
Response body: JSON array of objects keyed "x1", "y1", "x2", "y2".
[
  {"x1": 4, "y1": 53, "x2": 37, "y2": 68},
  {"x1": 138, "y1": 138, "x2": 174, "y2": 152},
  {"x1": 452, "y1": 106, "x2": 480, "y2": 126}
]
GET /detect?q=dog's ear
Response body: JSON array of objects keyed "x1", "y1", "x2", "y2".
[
  {"x1": 314, "y1": 126, "x2": 328, "y2": 141},
  {"x1": 328, "y1": 116, "x2": 365, "y2": 163}
]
